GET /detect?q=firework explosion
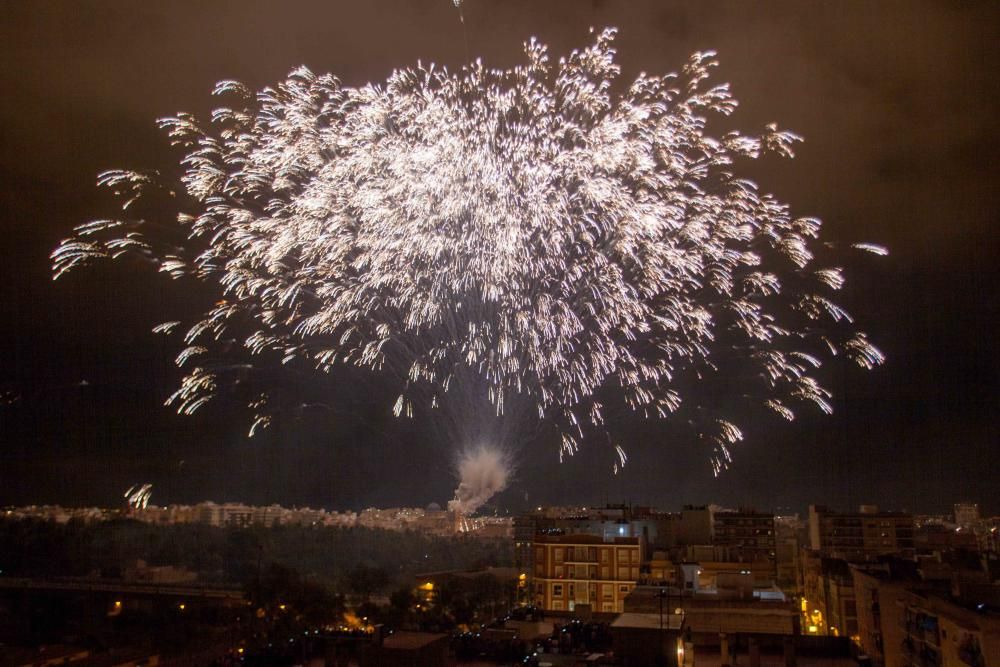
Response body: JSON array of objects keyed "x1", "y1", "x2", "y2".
[
  {"x1": 53, "y1": 28, "x2": 883, "y2": 476},
  {"x1": 449, "y1": 445, "x2": 512, "y2": 516}
]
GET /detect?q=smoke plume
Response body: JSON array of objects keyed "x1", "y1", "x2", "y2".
[{"x1": 448, "y1": 445, "x2": 512, "y2": 515}]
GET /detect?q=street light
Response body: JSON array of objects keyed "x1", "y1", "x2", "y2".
[{"x1": 656, "y1": 587, "x2": 669, "y2": 667}]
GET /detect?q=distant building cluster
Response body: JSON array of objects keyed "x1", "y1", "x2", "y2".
[
  {"x1": 1, "y1": 501, "x2": 513, "y2": 537},
  {"x1": 4, "y1": 497, "x2": 998, "y2": 665},
  {"x1": 512, "y1": 501, "x2": 1000, "y2": 667},
  {"x1": 3, "y1": 505, "x2": 110, "y2": 523}
]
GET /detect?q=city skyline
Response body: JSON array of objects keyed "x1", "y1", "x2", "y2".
[{"x1": 1, "y1": 1, "x2": 997, "y2": 513}]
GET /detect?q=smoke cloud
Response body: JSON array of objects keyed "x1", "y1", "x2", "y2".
[{"x1": 447, "y1": 445, "x2": 512, "y2": 515}]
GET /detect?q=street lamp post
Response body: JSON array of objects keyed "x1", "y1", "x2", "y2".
[{"x1": 657, "y1": 587, "x2": 668, "y2": 667}]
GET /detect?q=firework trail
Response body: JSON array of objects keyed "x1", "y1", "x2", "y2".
[
  {"x1": 53, "y1": 28, "x2": 884, "y2": 475},
  {"x1": 124, "y1": 483, "x2": 153, "y2": 510}
]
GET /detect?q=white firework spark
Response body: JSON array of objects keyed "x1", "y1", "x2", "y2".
[
  {"x1": 124, "y1": 483, "x2": 153, "y2": 510},
  {"x1": 53, "y1": 29, "x2": 884, "y2": 473}
]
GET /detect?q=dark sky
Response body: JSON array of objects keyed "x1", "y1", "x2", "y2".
[{"x1": 1, "y1": 1, "x2": 997, "y2": 515}]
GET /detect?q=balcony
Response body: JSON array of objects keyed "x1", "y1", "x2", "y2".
[{"x1": 958, "y1": 637, "x2": 984, "y2": 667}]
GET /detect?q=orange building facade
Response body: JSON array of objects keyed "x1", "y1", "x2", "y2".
[{"x1": 531, "y1": 533, "x2": 641, "y2": 613}]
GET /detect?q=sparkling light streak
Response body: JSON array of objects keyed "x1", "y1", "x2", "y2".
[
  {"x1": 53, "y1": 29, "x2": 883, "y2": 474},
  {"x1": 124, "y1": 483, "x2": 153, "y2": 510}
]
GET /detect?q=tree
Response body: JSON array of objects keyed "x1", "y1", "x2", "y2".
[{"x1": 343, "y1": 563, "x2": 389, "y2": 600}]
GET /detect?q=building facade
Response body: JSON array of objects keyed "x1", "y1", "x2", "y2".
[
  {"x1": 801, "y1": 551, "x2": 860, "y2": 640},
  {"x1": 850, "y1": 564, "x2": 913, "y2": 667},
  {"x1": 953, "y1": 503, "x2": 980, "y2": 528},
  {"x1": 712, "y1": 509, "x2": 777, "y2": 579},
  {"x1": 809, "y1": 505, "x2": 915, "y2": 561},
  {"x1": 531, "y1": 533, "x2": 641, "y2": 613},
  {"x1": 900, "y1": 589, "x2": 1000, "y2": 667}
]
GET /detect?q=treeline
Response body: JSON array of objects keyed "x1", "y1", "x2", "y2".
[{"x1": 0, "y1": 518, "x2": 512, "y2": 592}]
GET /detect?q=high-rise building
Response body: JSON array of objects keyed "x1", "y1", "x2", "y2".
[{"x1": 808, "y1": 505, "x2": 915, "y2": 561}]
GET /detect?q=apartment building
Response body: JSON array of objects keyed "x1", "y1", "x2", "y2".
[
  {"x1": 532, "y1": 533, "x2": 641, "y2": 613},
  {"x1": 809, "y1": 505, "x2": 915, "y2": 561},
  {"x1": 900, "y1": 589, "x2": 1000, "y2": 667}
]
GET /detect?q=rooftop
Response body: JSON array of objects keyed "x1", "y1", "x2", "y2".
[
  {"x1": 534, "y1": 533, "x2": 639, "y2": 545},
  {"x1": 381, "y1": 631, "x2": 449, "y2": 650},
  {"x1": 611, "y1": 612, "x2": 685, "y2": 631}
]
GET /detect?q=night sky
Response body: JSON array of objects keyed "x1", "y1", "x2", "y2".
[{"x1": 1, "y1": 1, "x2": 997, "y2": 515}]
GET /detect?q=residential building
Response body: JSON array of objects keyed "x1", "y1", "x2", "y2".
[
  {"x1": 676, "y1": 506, "x2": 713, "y2": 546},
  {"x1": 900, "y1": 589, "x2": 1000, "y2": 667},
  {"x1": 526, "y1": 504, "x2": 671, "y2": 547},
  {"x1": 809, "y1": 505, "x2": 915, "y2": 561},
  {"x1": 850, "y1": 560, "x2": 918, "y2": 667},
  {"x1": 915, "y1": 522, "x2": 980, "y2": 553},
  {"x1": 513, "y1": 515, "x2": 536, "y2": 603},
  {"x1": 610, "y1": 612, "x2": 686, "y2": 667},
  {"x1": 625, "y1": 585, "x2": 799, "y2": 638},
  {"x1": 531, "y1": 533, "x2": 641, "y2": 613},
  {"x1": 801, "y1": 551, "x2": 859, "y2": 640},
  {"x1": 776, "y1": 536, "x2": 801, "y2": 594},
  {"x1": 953, "y1": 503, "x2": 980, "y2": 528},
  {"x1": 713, "y1": 509, "x2": 776, "y2": 561}
]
